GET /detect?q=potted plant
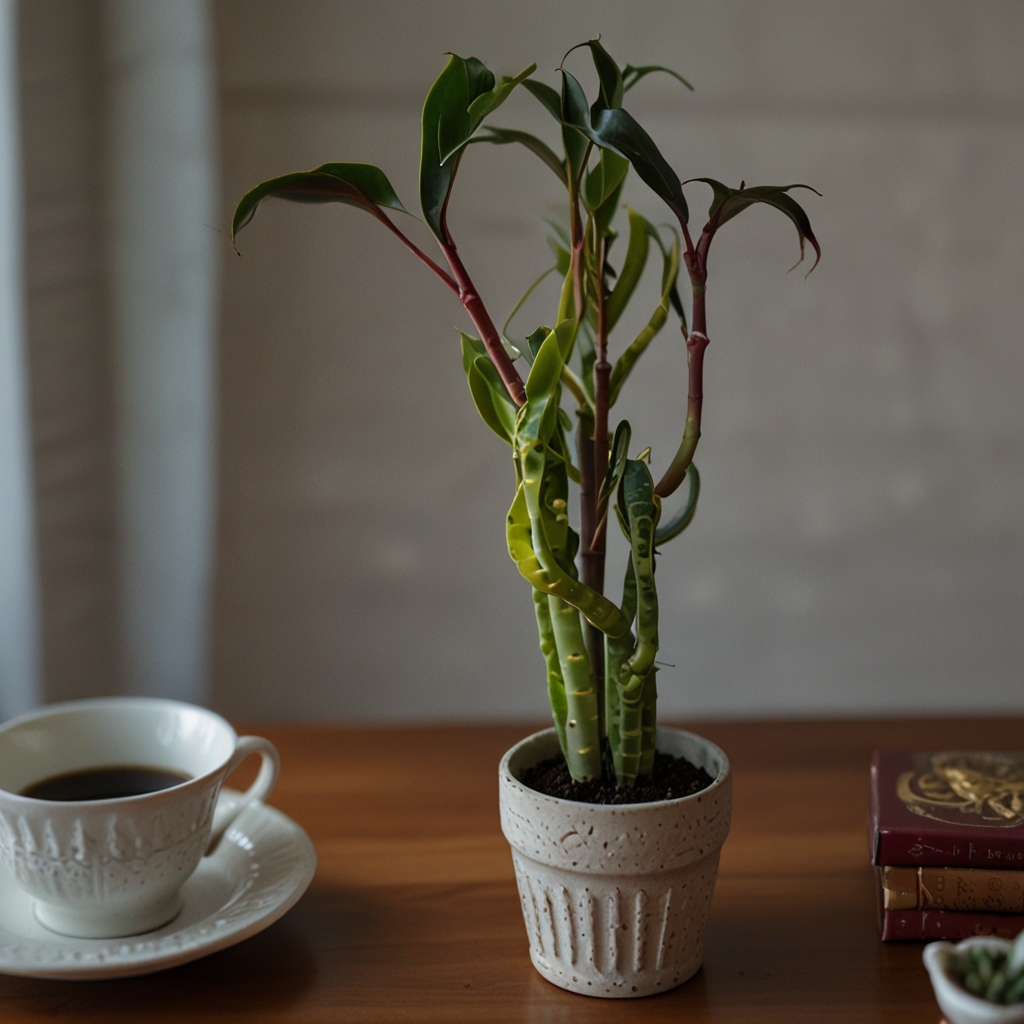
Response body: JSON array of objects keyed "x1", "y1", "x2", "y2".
[{"x1": 232, "y1": 40, "x2": 819, "y2": 997}]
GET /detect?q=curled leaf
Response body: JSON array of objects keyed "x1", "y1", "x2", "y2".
[{"x1": 688, "y1": 178, "x2": 822, "y2": 271}]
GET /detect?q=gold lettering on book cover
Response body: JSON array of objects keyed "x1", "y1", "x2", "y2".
[{"x1": 896, "y1": 752, "x2": 1024, "y2": 828}]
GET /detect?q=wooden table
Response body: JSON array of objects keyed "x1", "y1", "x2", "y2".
[{"x1": 0, "y1": 717, "x2": 1018, "y2": 1021}]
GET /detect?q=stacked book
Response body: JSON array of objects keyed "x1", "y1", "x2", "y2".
[{"x1": 871, "y1": 749, "x2": 1024, "y2": 941}]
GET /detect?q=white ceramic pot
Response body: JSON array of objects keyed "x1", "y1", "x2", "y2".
[
  {"x1": 924, "y1": 938, "x2": 1024, "y2": 1024},
  {"x1": 499, "y1": 726, "x2": 731, "y2": 998}
]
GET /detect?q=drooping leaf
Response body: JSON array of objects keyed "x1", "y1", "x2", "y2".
[
  {"x1": 559, "y1": 71, "x2": 687, "y2": 222},
  {"x1": 604, "y1": 208, "x2": 649, "y2": 334},
  {"x1": 563, "y1": 39, "x2": 624, "y2": 113},
  {"x1": 688, "y1": 178, "x2": 822, "y2": 270},
  {"x1": 472, "y1": 127, "x2": 565, "y2": 182},
  {"x1": 622, "y1": 63, "x2": 694, "y2": 93},
  {"x1": 232, "y1": 163, "x2": 408, "y2": 249}
]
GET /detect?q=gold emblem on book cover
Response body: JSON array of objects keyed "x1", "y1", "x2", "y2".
[{"x1": 896, "y1": 752, "x2": 1024, "y2": 828}]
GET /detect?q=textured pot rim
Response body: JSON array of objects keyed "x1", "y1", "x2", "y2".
[
  {"x1": 499, "y1": 725, "x2": 731, "y2": 812},
  {"x1": 924, "y1": 939, "x2": 1024, "y2": 1024}
]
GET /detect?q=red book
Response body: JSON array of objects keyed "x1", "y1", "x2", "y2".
[
  {"x1": 871, "y1": 749, "x2": 1024, "y2": 867},
  {"x1": 881, "y1": 908, "x2": 1024, "y2": 941}
]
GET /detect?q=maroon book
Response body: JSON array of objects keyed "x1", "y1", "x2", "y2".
[
  {"x1": 881, "y1": 908, "x2": 1024, "y2": 942},
  {"x1": 871, "y1": 749, "x2": 1024, "y2": 867}
]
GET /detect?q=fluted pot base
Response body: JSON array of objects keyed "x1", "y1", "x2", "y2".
[{"x1": 499, "y1": 727, "x2": 731, "y2": 998}]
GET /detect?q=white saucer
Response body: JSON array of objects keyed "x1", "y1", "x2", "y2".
[{"x1": 0, "y1": 790, "x2": 316, "y2": 980}]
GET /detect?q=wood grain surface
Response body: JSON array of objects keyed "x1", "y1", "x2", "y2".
[{"x1": 1, "y1": 717, "x2": 1018, "y2": 1022}]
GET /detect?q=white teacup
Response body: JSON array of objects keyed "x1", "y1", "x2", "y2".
[{"x1": 0, "y1": 697, "x2": 279, "y2": 938}]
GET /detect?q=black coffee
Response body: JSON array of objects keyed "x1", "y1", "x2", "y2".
[{"x1": 20, "y1": 766, "x2": 191, "y2": 801}]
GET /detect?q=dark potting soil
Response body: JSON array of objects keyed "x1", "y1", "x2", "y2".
[{"x1": 520, "y1": 752, "x2": 715, "y2": 805}]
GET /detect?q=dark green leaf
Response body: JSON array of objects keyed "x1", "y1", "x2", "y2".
[
  {"x1": 436, "y1": 58, "x2": 472, "y2": 171},
  {"x1": 560, "y1": 71, "x2": 687, "y2": 222},
  {"x1": 688, "y1": 178, "x2": 821, "y2": 270},
  {"x1": 232, "y1": 163, "x2": 407, "y2": 248},
  {"x1": 622, "y1": 64, "x2": 694, "y2": 93},
  {"x1": 472, "y1": 127, "x2": 565, "y2": 182},
  {"x1": 563, "y1": 39, "x2": 624, "y2": 113},
  {"x1": 523, "y1": 78, "x2": 561, "y2": 119},
  {"x1": 420, "y1": 55, "x2": 468, "y2": 242},
  {"x1": 558, "y1": 69, "x2": 594, "y2": 183},
  {"x1": 523, "y1": 78, "x2": 590, "y2": 184},
  {"x1": 463, "y1": 57, "x2": 495, "y2": 99},
  {"x1": 591, "y1": 106, "x2": 687, "y2": 221}
]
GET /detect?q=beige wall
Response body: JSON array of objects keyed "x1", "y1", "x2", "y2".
[{"x1": 20, "y1": 1, "x2": 1024, "y2": 721}]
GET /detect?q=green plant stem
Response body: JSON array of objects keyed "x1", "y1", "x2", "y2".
[
  {"x1": 655, "y1": 222, "x2": 709, "y2": 499},
  {"x1": 589, "y1": 236, "x2": 611, "y2": 739},
  {"x1": 547, "y1": 595, "x2": 601, "y2": 779},
  {"x1": 441, "y1": 241, "x2": 527, "y2": 407},
  {"x1": 533, "y1": 587, "x2": 568, "y2": 753}
]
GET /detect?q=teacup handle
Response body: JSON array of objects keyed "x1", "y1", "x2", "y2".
[{"x1": 205, "y1": 736, "x2": 280, "y2": 855}]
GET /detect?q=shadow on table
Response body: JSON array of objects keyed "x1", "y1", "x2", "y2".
[{"x1": 0, "y1": 885, "x2": 379, "y2": 1017}]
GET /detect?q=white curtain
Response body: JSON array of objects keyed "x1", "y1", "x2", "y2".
[
  {"x1": 103, "y1": 0, "x2": 218, "y2": 704},
  {"x1": 0, "y1": 0, "x2": 40, "y2": 720}
]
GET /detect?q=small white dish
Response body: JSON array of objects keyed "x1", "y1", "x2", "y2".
[
  {"x1": 924, "y1": 938, "x2": 1024, "y2": 1024},
  {"x1": 0, "y1": 791, "x2": 316, "y2": 979}
]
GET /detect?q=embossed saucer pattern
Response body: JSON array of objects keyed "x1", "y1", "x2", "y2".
[{"x1": 0, "y1": 791, "x2": 316, "y2": 979}]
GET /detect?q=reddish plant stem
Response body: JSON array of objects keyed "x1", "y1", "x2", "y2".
[
  {"x1": 655, "y1": 217, "x2": 712, "y2": 499},
  {"x1": 377, "y1": 214, "x2": 459, "y2": 296},
  {"x1": 441, "y1": 242, "x2": 526, "y2": 408}
]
